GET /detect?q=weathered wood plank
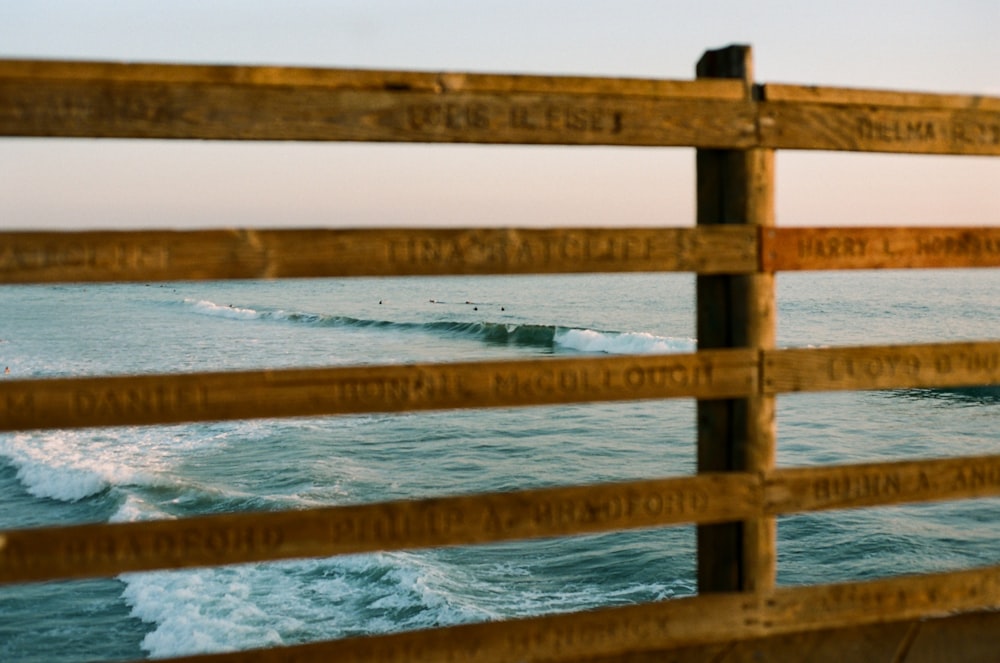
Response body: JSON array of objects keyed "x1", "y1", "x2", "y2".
[
  {"x1": 764, "y1": 341, "x2": 1000, "y2": 394},
  {"x1": 695, "y1": 44, "x2": 777, "y2": 594},
  {"x1": 766, "y1": 454, "x2": 1000, "y2": 515},
  {"x1": 0, "y1": 226, "x2": 758, "y2": 284},
  {"x1": 0, "y1": 350, "x2": 757, "y2": 432},
  {"x1": 761, "y1": 227, "x2": 1000, "y2": 271},
  {"x1": 579, "y1": 612, "x2": 1000, "y2": 663},
  {"x1": 0, "y1": 61, "x2": 756, "y2": 147},
  {"x1": 0, "y1": 472, "x2": 758, "y2": 584},
  {"x1": 5, "y1": 452, "x2": 1000, "y2": 584},
  {"x1": 767, "y1": 565, "x2": 1000, "y2": 636},
  {"x1": 7, "y1": 340, "x2": 993, "y2": 431},
  {"x1": 0, "y1": 59, "x2": 747, "y2": 98},
  {"x1": 762, "y1": 83, "x2": 1000, "y2": 111},
  {"x1": 115, "y1": 564, "x2": 1000, "y2": 663},
  {"x1": 153, "y1": 590, "x2": 754, "y2": 663},
  {"x1": 760, "y1": 101, "x2": 1000, "y2": 155}
]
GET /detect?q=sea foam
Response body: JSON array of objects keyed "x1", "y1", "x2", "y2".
[{"x1": 554, "y1": 328, "x2": 694, "y2": 354}]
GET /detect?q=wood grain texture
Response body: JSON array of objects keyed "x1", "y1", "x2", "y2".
[
  {"x1": 576, "y1": 612, "x2": 1000, "y2": 663},
  {"x1": 0, "y1": 226, "x2": 758, "y2": 284},
  {"x1": 762, "y1": 83, "x2": 1000, "y2": 111},
  {"x1": 0, "y1": 59, "x2": 747, "y2": 98},
  {"x1": 694, "y1": 44, "x2": 777, "y2": 594},
  {"x1": 0, "y1": 473, "x2": 758, "y2": 584},
  {"x1": 0, "y1": 60, "x2": 756, "y2": 147},
  {"x1": 0, "y1": 350, "x2": 757, "y2": 432},
  {"x1": 761, "y1": 227, "x2": 1000, "y2": 271},
  {"x1": 764, "y1": 341, "x2": 1000, "y2": 394},
  {"x1": 5, "y1": 340, "x2": 993, "y2": 433},
  {"x1": 107, "y1": 565, "x2": 1000, "y2": 663},
  {"x1": 6, "y1": 453, "x2": 1000, "y2": 584},
  {"x1": 4, "y1": 60, "x2": 1000, "y2": 154},
  {"x1": 759, "y1": 101, "x2": 1000, "y2": 155},
  {"x1": 766, "y1": 454, "x2": 1000, "y2": 514}
]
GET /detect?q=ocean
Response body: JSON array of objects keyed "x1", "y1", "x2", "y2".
[{"x1": 1, "y1": 270, "x2": 998, "y2": 662}]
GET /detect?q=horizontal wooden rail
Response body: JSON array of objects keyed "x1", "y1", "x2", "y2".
[
  {"x1": 581, "y1": 610, "x2": 1000, "y2": 663},
  {"x1": 0, "y1": 227, "x2": 757, "y2": 284},
  {"x1": 764, "y1": 340, "x2": 1000, "y2": 394},
  {"x1": 0, "y1": 60, "x2": 755, "y2": 148},
  {"x1": 119, "y1": 563, "x2": 1000, "y2": 663},
  {"x1": 0, "y1": 350, "x2": 757, "y2": 431},
  {"x1": 0, "y1": 473, "x2": 758, "y2": 584},
  {"x1": 5, "y1": 453, "x2": 999, "y2": 584},
  {"x1": 6, "y1": 225, "x2": 1000, "y2": 284},
  {"x1": 4, "y1": 341, "x2": 996, "y2": 432},
  {"x1": 3, "y1": 60, "x2": 999, "y2": 154},
  {"x1": 762, "y1": 226, "x2": 1000, "y2": 271},
  {"x1": 759, "y1": 84, "x2": 1000, "y2": 156}
]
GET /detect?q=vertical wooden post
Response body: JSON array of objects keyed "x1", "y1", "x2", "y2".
[{"x1": 695, "y1": 45, "x2": 776, "y2": 593}]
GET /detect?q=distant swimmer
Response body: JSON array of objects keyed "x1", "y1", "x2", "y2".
[{"x1": 3, "y1": 366, "x2": 9, "y2": 375}]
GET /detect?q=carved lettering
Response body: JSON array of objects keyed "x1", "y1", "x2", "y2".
[
  {"x1": 385, "y1": 234, "x2": 655, "y2": 268},
  {"x1": 510, "y1": 104, "x2": 624, "y2": 134},
  {"x1": 532, "y1": 488, "x2": 709, "y2": 531},
  {"x1": 493, "y1": 360, "x2": 714, "y2": 400},
  {"x1": 932, "y1": 349, "x2": 1000, "y2": 376},
  {"x1": 857, "y1": 115, "x2": 1000, "y2": 148},
  {"x1": 813, "y1": 472, "x2": 902, "y2": 502},
  {"x1": 826, "y1": 354, "x2": 921, "y2": 381},
  {"x1": 797, "y1": 235, "x2": 869, "y2": 260},
  {"x1": 623, "y1": 362, "x2": 714, "y2": 390},
  {"x1": 505, "y1": 611, "x2": 670, "y2": 659},
  {"x1": 493, "y1": 366, "x2": 614, "y2": 399},
  {"x1": 914, "y1": 233, "x2": 1000, "y2": 258},
  {"x1": 329, "y1": 370, "x2": 469, "y2": 405},
  {"x1": 52, "y1": 525, "x2": 284, "y2": 570},
  {"x1": 951, "y1": 121, "x2": 1000, "y2": 146},
  {"x1": 329, "y1": 506, "x2": 464, "y2": 544},
  {"x1": 0, "y1": 391, "x2": 35, "y2": 418},
  {"x1": 950, "y1": 464, "x2": 1000, "y2": 491},
  {"x1": 0, "y1": 242, "x2": 170, "y2": 274},
  {"x1": 858, "y1": 117, "x2": 939, "y2": 143},
  {"x1": 406, "y1": 102, "x2": 623, "y2": 135},
  {"x1": 824, "y1": 348, "x2": 1000, "y2": 383},
  {"x1": 407, "y1": 102, "x2": 490, "y2": 130},
  {"x1": 73, "y1": 383, "x2": 208, "y2": 419}
]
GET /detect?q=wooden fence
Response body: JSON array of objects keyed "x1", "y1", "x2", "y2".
[{"x1": 2, "y1": 44, "x2": 1000, "y2": 661}]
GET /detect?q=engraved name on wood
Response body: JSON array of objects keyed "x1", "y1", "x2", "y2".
[
  {"x1": 762, "y1": 228, "x2": 1000, "y2": 271},
  {"x1": 0, "y1": 227, "x2": 757, "y2": 283},
  {"x1": 0, "y1": 474, "x2": 756, "y2": 583},
  {"x1": 0, "y1": 351, "x2": 757, "y2": 431},
  {"x1": 0, "y1": 61, "x2": 755, "y2": 147},
  {"x1": 764, "y1": 342, "x2": 1000, "y2": 393},
  {"x1": 6, "y1": 453, "x2": 1000, "y2": 583},
  {"x1": 759, "y1": 85, "x2": 1000, "y2": 156}
]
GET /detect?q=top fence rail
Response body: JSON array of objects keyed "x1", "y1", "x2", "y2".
[{"x1": 2, "y1": 59, "x2": 999, "y2": 155}]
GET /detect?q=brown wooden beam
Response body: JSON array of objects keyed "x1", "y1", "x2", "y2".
[{"x1": 695, "y1": 44, "x2": 777, "y2": 593}]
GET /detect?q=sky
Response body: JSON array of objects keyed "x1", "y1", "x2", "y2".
[{"x1": 1, "y1": 0, "x2": 998, "y2": 230}]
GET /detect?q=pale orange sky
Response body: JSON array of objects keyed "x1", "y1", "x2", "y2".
[{"x1": 2, "y1": 1, "x2": 998, "y2": 230}]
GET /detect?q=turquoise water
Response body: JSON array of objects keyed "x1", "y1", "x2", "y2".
[{"x1": 1, "y1": 271, "x2": 998, "y2": 661}]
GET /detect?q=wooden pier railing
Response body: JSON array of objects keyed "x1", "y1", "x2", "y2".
[{"x1": 2, "y1": 44, "x2": 999, "y2": 661}]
